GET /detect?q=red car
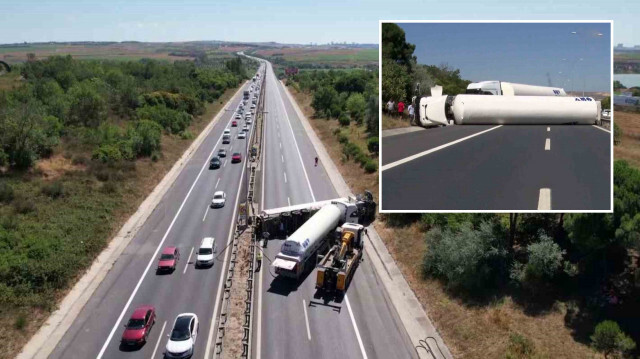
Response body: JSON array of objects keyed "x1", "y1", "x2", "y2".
[
  {"x1": 121, "y1": 305, "x2": 156, "y2": 346},
  {"x1": 232, "y1": 120, "x2": 238, "y2": 127},
  {"x1": 157, "y1": 246, "x2": 179, "y2": 272},
  {"x1": 231, "y1": 152, "x2": 242, "y2": 163}
]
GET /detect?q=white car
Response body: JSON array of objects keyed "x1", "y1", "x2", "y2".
[
  {"x1": 165, "y1": 313, "x2": 198, "y2": 359},
  {"x1": 235, "y1": 113, "x2": 241, "y2": 120},
  {"x1": 211, "y1": 191, "x2": 226, "y2": 208},
  {"x1": 238, "y1": 132, "x2": 246, "y2": 139},
  {"x1": 243, "y1": 125, "x2": 249, "y2": 132},
  {"x1": 251, "y1": 104, "x2": 256, "y2": 109},
  {"x1": 223, "y1": 129, "x2": 231, "y2": 136},
  {"x1": 246, "y1": 118, "x2": 252, "y2": 125},
  {"x1": 196, "y1": 237, "x2": 216, "y2": 267}
]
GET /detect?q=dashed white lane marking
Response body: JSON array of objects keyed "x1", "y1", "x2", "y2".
[
  {"x1": 223, "y1": 159, "x2": 228, "y2": 167},
  {"x1": 281, "y1": 155, "x2": 284, "y2": 163},
  {"x1": 279, "y1": 142, "x2": 282, "y2": 149},
  {"x1": 345, "y1": 295, "x2": 368, "y2": 359},
  {"x1": 150, "y1": 320, "x2": 167, "y2": 359},
  {"x1": 202, "y1": 205, "x2": 210, "y2": 222},
  {"x1": 381, "y1": 125, "x2": 503, "y2": 172},
  {"x1": 547, "y1": 127, "x2": 550, "y2": 132},
  {"x1": 545, "y1": 138, "x2": 551, "y2": 151},
  {"x1": 183, "y1": 246, "x2": 194, "y2": 274},
  {"x1": 302, "y1": 300, "x2": 311, "y2": 341},
  {"x1": 284, "y1": 172, "x2": 287, "y2": 183},
  {"x1": 538, "y1": 188, "x2": 551, "y2": 210},
  {"x1": 215, "y1": 177, "x2": 221, "y2": 189},
  {"x1": 592, "y1": 124, "x2": 612, "y2": 133},
  {"x1": 287, "y1": 197, "x2": 291, "y2": 206}
]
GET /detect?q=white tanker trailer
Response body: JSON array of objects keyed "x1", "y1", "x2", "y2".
[
  {"x1": 466, "y1": 81, "x2": 566, "y2": 96},
  {"x1": 268, "y1": 194, "x2": 375, "y2": 280},
  {"x1": 415, "y1": 86, "x2": 600, "y2": 126}
]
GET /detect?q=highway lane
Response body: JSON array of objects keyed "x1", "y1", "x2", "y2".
[
  {"x1": 381, "y1": 125, "x2": 611, "y2": 210},
  {"x1": 49, "y1": 73, "x2": 262, "y2": 359},
  {"x1": 254, "y1": 61, "x2": 416, "y2": 359}
]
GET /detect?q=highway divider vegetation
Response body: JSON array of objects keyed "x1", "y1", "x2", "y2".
[
  {"x1": 0, "y1": 54, "x2": 255, "y2": 355},
  {"x1": 286, "y1": 69, "x2": 379, "y2": 173}
]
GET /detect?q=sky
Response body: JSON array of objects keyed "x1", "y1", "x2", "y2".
[
  {"x1": 0, "y1": 0, "x2": 638, "y2": 46},
  {"x1": 399, "y1": 22, "x2": 611, "y2": 92}
]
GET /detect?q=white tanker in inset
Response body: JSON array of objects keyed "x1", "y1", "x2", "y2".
[
  {"x1": 465, "y1": 81, "x2": 567, "y2": 96},
  {"x1": 414, "y1": 84, "x2": 600, "y2": 127}
]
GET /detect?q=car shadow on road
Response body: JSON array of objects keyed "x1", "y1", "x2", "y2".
[{"x1": 266, "y1": 266, "x2": 313, "y2": 297}]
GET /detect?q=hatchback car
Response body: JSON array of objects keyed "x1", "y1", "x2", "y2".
[
  {"x1": 231, "y1": 153, "x2": 242, "y2": 163},
  {"x1": 165, "y1": 313, "x2": 198, "y2": 359},
  {"x1": 209, "y1": 156, "x2": 221, "y2": 169},
  {"x1": 231, "y1": 120, "x2": 238, "y2": 127},
  {"x1": 196, "y1": 237, "x2": 216, "y2": 267},
  {"x1": 211, "y1": 191, "x2": 226, "y2": 208},
  {"x1": 121, "y1": 305, "x2": 156, "y2": 347},
  {"x1": 157, "y1": 247, "x2": 179, "y2": 273},
  {"x1": 234, "y1": 113, "x2": 241, "y2": 120},
  {"x1": 238, "y1": 132, "x2": 246, "y2": 139},
  {"x1": 217, "y1": 148, "x2": 227, "y2": 157}
]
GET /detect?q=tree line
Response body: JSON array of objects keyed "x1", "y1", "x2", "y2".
[{"x1": 0, "y1": 55, "x2": 253, "y2": 169}]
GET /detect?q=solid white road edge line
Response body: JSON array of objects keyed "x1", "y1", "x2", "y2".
[
  {"x1": 592, "y1": 124, "x2": 612, "y2": 133},
  {"x1": 345, "y1": 295, "x2": 368, "y2": 359},
  {"x1": 205, "y1": 137, "x2": 249, "y2": 359},
  {"x1": 150, "y1": 320, "x2": 167, "y2": 359},
  {"x1": 96, "y1": 93, "x2": 235, "y2": 359},
  {"x1": 545, "y1": 138, "x2": 551, "y2": 151},
  {"x1": 274, "y1": 71, "x2": 316, "y2": 201},
  {"x1": 302, "y1": 300, "x2": 311, "y2": 341},
  {"x1": 183, "y1": 247, "x2": 194, "y2": 274},
  {"x1": 538, "y1": 188, "x2": 551, "y2": 210},
  {"x1": 381, "y1": 125, "x2": 503, "y2": 172}
]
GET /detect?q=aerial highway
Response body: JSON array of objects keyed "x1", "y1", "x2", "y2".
[
  {"x1": 43, "y1": 59, "x2": 417, "y2": 359},
  {"x1": 253, "y1": 61, "x2": 415, "y2": 359},
  {"x1": 381, "y1": 124, "x2": 611, "y2": 211},
  {"x1": 48, "y1": 69, "x2": 263, "y2": 359}
]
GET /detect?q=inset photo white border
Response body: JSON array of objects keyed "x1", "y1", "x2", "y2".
[{"x1": 378, "y1": 20, "x2": 613, "y2": 213}]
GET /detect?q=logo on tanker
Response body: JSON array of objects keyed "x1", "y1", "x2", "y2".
[
  {"x1": 574, "y1": 97, "x2": 593, "y2": 101},
  {"x1": 553, "y1": 90, "x2": 561, "y2": 95}
]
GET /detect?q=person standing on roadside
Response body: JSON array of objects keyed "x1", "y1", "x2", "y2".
[
  {"x1": 398, "y1": 100, "x2": 405, "y2": 118},
  {"x1": 408, "y1": 103, "x2": 414, "y2": 122},
  {"x1": 387, "y1": 99, "x2": 394, "y2": 114}
]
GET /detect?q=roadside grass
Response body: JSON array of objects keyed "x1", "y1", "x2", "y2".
[
  {"x1": 287, "y1": 87, "x2": 379, "y2": 202},
  {"x1": 382, "y1": 112, "x2": 413, "y2": 130},
  {"x1": 0, "y1": 84, "x2": 242, "y2": 359},
  {"x1": 288, "y1": 81, "x2": 599, "y2": 359},
  {"x1": 615, "y1": 110, "x2": 640, "y2": 167}
]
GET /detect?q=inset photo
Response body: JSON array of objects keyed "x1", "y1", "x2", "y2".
[{"x1": 380, "y1": 21, "x2": 613, "y2": 212}]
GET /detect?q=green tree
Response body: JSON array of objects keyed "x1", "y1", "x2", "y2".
[
  {"x1": 601, "y1": 96, "x2": 611, "y2": 110},
  {"x1": 613, "y1": 80, "x2": 625, "y2": 90},
  {"x1": 346, "y1": 93, "x2": 366, "y2": 124},
  {"x1": 364, "y1": 95, "x2": 379, "y2": 135},
  {"x1": 312, "y1": 86, "x2": 339, "y2": 118},
  {"x1": 382, "y1": 58, "x2": 409, "y2": 102},
  {"x1": 591, "y1": 320, "x2": 636, "y2": 358},
  {"x1": 132, "y1": 120, "x2": 162, "y2": 156},
  {"x1": 67, "y1": 81, "x2": 108, "y2": 127},
  {"x1": 381, "y1": 23, "x2": 416, "y2": 70}
]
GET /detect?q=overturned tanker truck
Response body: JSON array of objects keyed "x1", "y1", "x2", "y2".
[
  {"x1": 413, "y1": 84, "x2": 600, "y2": 127},
  {"x1": 255, "y1": 191, "x2": 376, "y2": 280}
]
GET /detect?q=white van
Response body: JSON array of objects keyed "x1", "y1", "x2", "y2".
[{"x1": 196, "y1": 237, "x2": 216, "y2": 267}]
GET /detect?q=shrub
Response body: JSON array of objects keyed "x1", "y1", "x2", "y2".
[
  {"x1": 614, "y1": 122, "x2": 621, "y2": 145},
  {"x1": 0, "y1": 182, "x2": 15, "y2": 203},
  {"x1": 179, "y1": 130, "x2": 194, "y2": 140},
  {"x1": 422, "y1": 221, "x2": 508, "y2": 292},
  {"x1": 71, "y1": 155, "x2": 88, "y2": 166},
  {"x1": 355, "y1": 152, "x2": 369, "y2": 167},
  {"x1": 337, "y1": 133, "x2": 349, "y2": 144},
  {"x1": 364, "y1": 160, "x2": 377, "y2": 173},
  {"x1": 506, "y1": 333, "x2": 534, "y2": 359},
  {"x1": 136, "y1": 104, "x2": 192, "y2": 134},
  {"x1": 367, "y1": 137, "x2": 379, "y2": 154},
  {"x1": 101, "y1": 181, "x2": 118, "y2": 194},
  {"x1": 13, "y1": 197, "x2": 36, "y2": 214},
  {"x1": 151, "y1": 152, "x2": 160, "y2": 162},
  {"x1": 14, "y1": 314, "x2": 27, "y2": 331},
  {"x1": 338, "y1": 113, "x2": 350, "y2": 127},
  {"x1": 133, "y1": 120, "x2": 163, "y2": 156},
  {"x1": 510, "y1": 232, "x2": 565, "y2": 290},
  {"x1": 92, "y1": 144, "x2": 122, "y2": 163},
  {"x1": 591, "y1": 320, "x2": 636, "y2": 358},
  {"x1": 41, "y1": 181, "x2": 64, "y2": 199}
]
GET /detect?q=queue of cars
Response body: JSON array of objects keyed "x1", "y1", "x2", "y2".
[{"x1": 119, "y1": 72, "x2": 264, "y2": 358}]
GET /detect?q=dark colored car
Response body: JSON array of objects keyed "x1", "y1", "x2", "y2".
[
  {"x1": 209, "y1": 156, "x2": 221, "y2": 169},
  {"x1": 121, "y1": 305, "x2": 156, "y2": 346},
  {"x1": 231, "y1": 153, "x2": 242, "y2": 163},
  {"x1": 157, "y1": 246, "x2": 179, "y2": 272},
  {"x1": 218, "y1": 149, "x2": 227, "y2": 157}
]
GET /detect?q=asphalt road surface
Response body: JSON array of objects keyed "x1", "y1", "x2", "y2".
[
  {"x1": 253, "y1": 61, "x2": 416, "y2": 359},
  {"x1": 49, "y1": 74, "x2": 262, "y2": 359},
  {"x1": 381, "y1": 125, "x2": 611, "y2": 211}
]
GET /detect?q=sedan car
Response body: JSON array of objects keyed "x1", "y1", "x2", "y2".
[
  {"x1": 234, "y1": 113, "x2": 241, "y2": 120},
  {"x1": 165, "y1": 313, "x2": 198, "y2": 359},
  {"x1": 157, "y1": 247, "x2": 179, "y2": 273},
  {"x1": 217, "y1": 148, "x2": 227, "y2": 157},
  {"x1": 231, "y1": 153, "x2": 242, "y2": 163},
  {"x1": 242, "y1": 125, "x2": 249, "y2": 132},
  {"x1": 251, "y1": 103, "x2": 256, "y2": 109},
  {"x1": 209, "y1": 156, "x2": 221, "y2": 169},
  {"x1": 237, "y1": 131, "x2": 246, "y2": 139},
  {"x1": 231, "y1": 120, "x2": 238, "y2": 127},
  {"x1": 210, "y1": 191, "x2": 226, "y2": 208},
  {"x1": 121, "y1": 305, "x2": 156, "y2": 347}
]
